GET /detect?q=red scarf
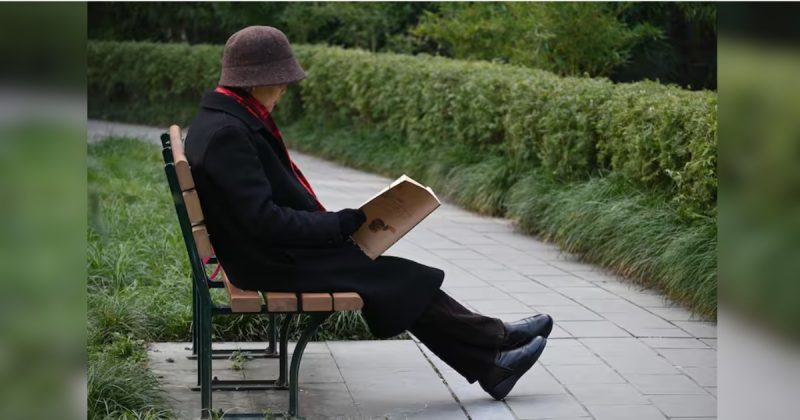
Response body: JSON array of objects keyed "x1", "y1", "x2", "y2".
[{"x1": 215, "y1": 86, "x2": 326, "y2": 211}]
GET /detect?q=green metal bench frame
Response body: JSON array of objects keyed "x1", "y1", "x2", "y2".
[{"x1": 160, "y1": 130, "x2": 336, "y2": 419}]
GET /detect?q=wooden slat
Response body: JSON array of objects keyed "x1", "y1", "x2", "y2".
[
  {"x1": 169, "y1": 125, "x2": 195, "y2": 191},
  {"x1": 221, "y1": 270, "x2": 262, "y2": 313},
  {"x1": 169, "y1": 124, "x2": 182, "y2": 149},
  {"x1": 301, "y1": 293, "x2": 333, "y2": 312},
  {"x1": 192, "y1": 225, "x2": 214, "y2": 260},
  {"x1": 332, "y1": 292, "x2": 364, "y2": 311},
  {"x1": 174, "y1": 160, "x2": 195, "y2": 192},
  {"x1": 264, "y1": 292, "x2": 298, "y2": 312},
  {"x1": 183, "y1": 190, "x2": 204, "y2": 225}
]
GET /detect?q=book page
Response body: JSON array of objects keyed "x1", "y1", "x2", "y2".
[
  {"x1": 351, "y1": 175, "x2": 440, "y2": 259},
  {"x1": 358, "y1": 174, "x2": 413, "y2": 208}
]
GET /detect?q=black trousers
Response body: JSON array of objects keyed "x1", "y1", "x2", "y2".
[{"x1": 408, "y1": 289, "x2": 506, "y2": 383}]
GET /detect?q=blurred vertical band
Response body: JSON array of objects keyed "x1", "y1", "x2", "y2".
[
  {"x1": 0, "y1": 2, "x2": 86, "y2": 420},
  {"x1": 719, "y1": 3, "x2": 800, "y2": 420}
]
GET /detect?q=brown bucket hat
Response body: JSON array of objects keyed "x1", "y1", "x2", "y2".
[{"x1": 218, "y1": 26, "x2": 306, "y2": 87}]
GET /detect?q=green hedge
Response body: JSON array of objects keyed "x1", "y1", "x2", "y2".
[
  {"x1": 88, "y1": 40, "x2": 716, "y2": 217},
  {"x1": 88, "y1": 41, "x2": 302, "y2": 129}
]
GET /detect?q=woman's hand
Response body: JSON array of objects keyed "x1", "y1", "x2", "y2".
[{"x1": 336, "y1": 208, "x2": 367, "y2": 237}]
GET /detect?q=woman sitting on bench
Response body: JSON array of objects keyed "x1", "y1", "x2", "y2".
[{"x1": 184, "y1": 26, "x2": 552, "y2": 401}]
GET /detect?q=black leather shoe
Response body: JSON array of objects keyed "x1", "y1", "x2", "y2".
[
  {"x1": 480, "y1": 336, "x2": 547, "y2": 400},
  {"x1": 501, "y1": 314, "x2": 553, "y2": 350}
]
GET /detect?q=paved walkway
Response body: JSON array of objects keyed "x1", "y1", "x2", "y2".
[{"x1": 91, "y1": 121, "x2": 717, "y2": 419}]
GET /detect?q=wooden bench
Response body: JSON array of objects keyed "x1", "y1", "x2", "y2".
[{"x1": 160, "y1": 125, "x2": 363, "y2": 419}]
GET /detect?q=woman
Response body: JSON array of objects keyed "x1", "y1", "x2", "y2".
[{"x1": 185, "y1": 26, "x2": 551, "y2": 400}]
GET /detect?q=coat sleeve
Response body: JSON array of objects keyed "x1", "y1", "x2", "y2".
[{"x1": 202, "y1": 125, "x2": 343, "y2": 247}]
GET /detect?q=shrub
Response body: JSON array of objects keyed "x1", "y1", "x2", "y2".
[
  {"x1": 290, "y1": 45, "x2": 717, "y2": 214},
  {"x1": 88, "y1": 40, "x2": 717, "y2": 215},
  {"x1": 596, "y1": 81, "x2": 718, "y2": 216},
  {"x1": 504, "y1": 74, "x2": 615, "y2": 179},
  {"x1": 88, "y1": 41, "x2": 305, "y2": 126}
]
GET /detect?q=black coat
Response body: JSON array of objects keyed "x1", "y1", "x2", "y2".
[{"x1": 185, "y1": 90, "x2": 444, "y2": 338}]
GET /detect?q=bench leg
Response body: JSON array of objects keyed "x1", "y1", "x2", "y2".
[
  {"x1": 289, "y1": 313, "x2": 329, "y2": 418},
  {"x1": 192, "y1": 283, "x2": 200, "y2": 387},
  {"x1": 277, "y1": 314, "x2": 292, "y2": 388},
  {"x1": 191, "y1": 281, "x2": 198, "y2": 355},
  {"x1": 199, "y1": 304, "x2": 213, "y2": 418},
  {"x1": 189, "y1": 314, "x2": 289, "y2": 393},
  {"x1": 188, "y1": 313, "x2": 290, "y2": 394},
  {"x1": 267, "y1": 313, "x2": 277, "y2": 355},
  {"x1": 188, "y1": 312, "x2": 278, "y2": 361}
]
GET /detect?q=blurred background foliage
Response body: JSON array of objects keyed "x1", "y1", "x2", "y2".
[
  {"x1": 88, "y1": 1, "x2": 716, "y2": 90},
  {"x1": 0, "y1": 3, "x2": 86, "y2": 419}
]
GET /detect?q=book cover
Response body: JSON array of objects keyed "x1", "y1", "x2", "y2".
[{"x1": 351, "y1": 174, "x2": 441, "y2": 259}]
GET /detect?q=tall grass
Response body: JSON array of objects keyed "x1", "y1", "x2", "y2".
[
  {"x1": 88, "y1": 345, "x2": 170, "y2": 420},
  {"x1": 505, "y1": 174, "x2": 716, "y2": 317}
]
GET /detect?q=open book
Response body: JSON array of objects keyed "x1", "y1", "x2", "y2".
[{"x1": 350, "y1": 174, "x2": 441, "y2": 259}]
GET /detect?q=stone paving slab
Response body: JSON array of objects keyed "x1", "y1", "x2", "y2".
[
  {"x1": 93, "y1": 121, "x2": 717, "y2": 419},
  {"x1": 149, "y1": 341, "x2": 466, "y2": 420}
]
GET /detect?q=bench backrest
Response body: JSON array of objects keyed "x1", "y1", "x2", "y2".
[
  {"x1": 161, "y1": 125, "x2": 270, "y2": 313},
  {"x1": 160, "y1": 125, "x2": 213, "y2": 302},
  {"x1": 159, "y1": 125, "x2": 365, "y2": 314},
  {"x1": 168, "y1": 126, "x2": 214, "y2": 260}
]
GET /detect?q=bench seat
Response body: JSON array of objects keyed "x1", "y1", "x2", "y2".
[{"x1": 221, "y1": 270, "x2": 364, "y2": 313}]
